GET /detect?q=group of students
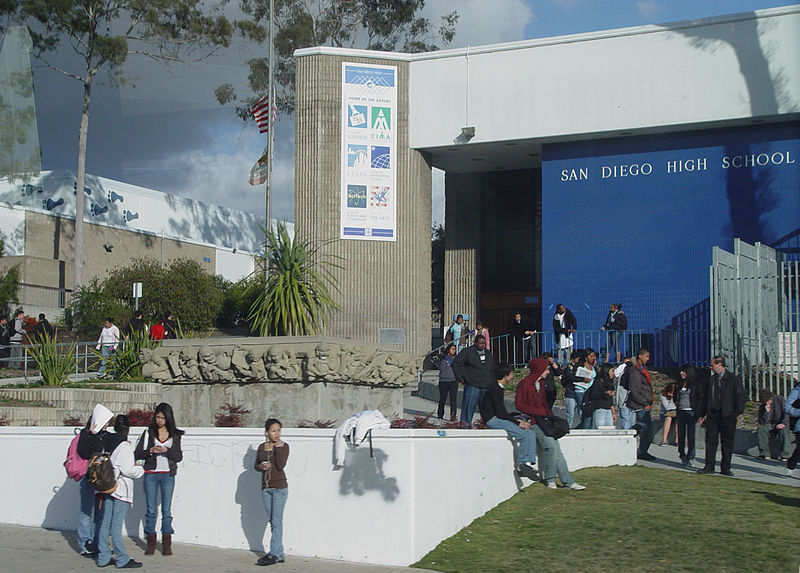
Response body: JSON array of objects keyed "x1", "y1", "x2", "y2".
[
  {"x1": 75, "y1": 402, "x2": 184, "y2": 568},
  {"x1": 72, "y1": 403, "x2": 289, "y2": 568}
]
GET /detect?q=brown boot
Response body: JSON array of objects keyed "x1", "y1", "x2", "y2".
[
  {"x1": 144, "y1": 533, "x2": 156, "y2": 555},
  {"x1": 161, "y1": 534, "x2": 173, "y2": 556}
]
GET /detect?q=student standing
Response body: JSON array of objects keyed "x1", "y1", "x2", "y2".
[
  {"x1": 135, "y1": 402, "x2": 184, "y2": 556},
  {"x1": 96, "y1": 415, "x2": 144, "y2": 569},
  {"x1": 256, "y1": 418, "x2": 290, "y2": 567}
]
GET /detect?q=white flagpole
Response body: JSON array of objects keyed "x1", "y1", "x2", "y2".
[{"x1": 265, "y1": 0, "x2": 275, "y2": 236}]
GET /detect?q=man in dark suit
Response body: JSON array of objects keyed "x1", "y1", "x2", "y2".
[
  {"x1": 696, "y1": 355, "x2": 746, "y2": 476},
  {"x1": 510, "y1": 312, "x2": 536, "y2": 365}
]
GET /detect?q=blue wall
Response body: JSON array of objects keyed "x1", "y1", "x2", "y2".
[{"x1": 541, "y1": 124, "x2": 800, "y2": 345}]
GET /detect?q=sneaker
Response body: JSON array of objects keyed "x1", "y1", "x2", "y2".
[
  {"x1": 517, "y1": 462, "x2": 539, "y2": 481},
  {"x1": 545, "y1": 481, "x2": 557, "y2": 489},
  {"x1": 80, "y1": 540, "x2": 97, "y2": 558},
  {"x1": 119, "y1": 560, "x2": 143, "y2": 569},
  {"x1": 567, "y1": 482, "x2": 586, "y2": 491},
  {"x1": 257, "y1": 554, "x2": 279, "y2": 566}
]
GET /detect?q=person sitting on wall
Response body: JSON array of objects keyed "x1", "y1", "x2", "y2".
[
  {"x1": 515, "y1": 358, "x2": 586, "y2": 490},
  {"x1": 479, "y1": 363, "x2": 539, "y2": 481},
  {"x1": 756, "y1": 389, "x2": 792, "y2": 460},
  {"x1": 452, "y1": 334, "x2": 496, "y2": 427}
]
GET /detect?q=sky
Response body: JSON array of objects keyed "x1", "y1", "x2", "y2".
[{"x1": 17, "y1": 0, "x2": 796, "y2": 227}]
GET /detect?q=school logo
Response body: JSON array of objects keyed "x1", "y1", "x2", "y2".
[
  {"x1": 347, "y1": 185, "x2": 367, "y2": 208},
  {"x1": 371, "y1": 107, "x2": 391, "y2": 131}
]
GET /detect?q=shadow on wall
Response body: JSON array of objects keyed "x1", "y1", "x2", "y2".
[
  {"x1": 43, "y1": 477, "x2": 80, "y2": 536},
  {"x1": 235, "y1": 445, "x2": 266, "y2": 555},
  {"x1": 338, "y1": 448, "x2": 399, "y2": 502},
  {"x1": 674, "y1": 13, "x2": 783, "y2": 246}
]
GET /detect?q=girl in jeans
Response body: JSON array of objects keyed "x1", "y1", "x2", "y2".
[
  {"x1": 256, "y1": 418, "x2": 290, "y2": 566},
  {"x1": 134, "y1": 402, "x2": 184, "y2": 556},
  {"x1": 96, "y1": 415, "x2": 144, "y2": 568}
]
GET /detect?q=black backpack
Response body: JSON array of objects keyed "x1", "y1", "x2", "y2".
[{"x1": 86, "y1": 453, "x2": 117, "y2": 494}]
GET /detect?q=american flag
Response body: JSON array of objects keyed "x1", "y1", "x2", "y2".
[{"x1": 251, "y1": 95, "x2": 276, "y2": 134}]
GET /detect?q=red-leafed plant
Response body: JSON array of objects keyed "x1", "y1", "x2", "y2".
[{"x1": 214, "y1": 403, "x2": 251, "y2": 427}]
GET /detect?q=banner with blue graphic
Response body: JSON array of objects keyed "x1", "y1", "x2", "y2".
[{"x1": 340, "y1": 63, "x2": 397, "y2": 241}]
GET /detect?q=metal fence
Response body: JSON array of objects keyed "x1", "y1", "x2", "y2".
[
  {"x1": 711, "y1": 239, "x2": 800, "y2": 398},
  {"x1": 489, "y1": 328, "x2": 709, "y2": 369},
  {"x1": 0, "y1": 341, "x2": 101, "y2": 382}
]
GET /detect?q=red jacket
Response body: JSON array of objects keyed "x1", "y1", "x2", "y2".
[{"x1": 515, "y1": 374, "x2": 553, "y2": 420}]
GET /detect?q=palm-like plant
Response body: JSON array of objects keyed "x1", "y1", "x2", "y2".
[{"x1": 248, "y1": 222, "x2": 340, "y2": 336}]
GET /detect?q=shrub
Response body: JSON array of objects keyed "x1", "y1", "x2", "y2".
[
  {"x1": 296, "y1": 419, "x2": 336, "y2": 428},
  {"x1": 102, "y1": 331, "x2": 159, "y2": 380},
  {"x1": 214, "y1": 403, "x2": 251, "y2": 427},
  {"x1": 27, "y1": 330, "x2": 77, "y2": 386},
  {"x1": 63, "y1": 277, "x2": 129, "y2": 336},
  {"x1": 127, "y1": 407, "x2": 155, "y2": 427}
]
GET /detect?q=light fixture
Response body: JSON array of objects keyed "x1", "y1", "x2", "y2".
[
  {"x1": 103, "y1": 242, "x2": 113, "y2": 253},
  {"x1": 453, "y1": 126, "x2": 475, "y2": 144}
]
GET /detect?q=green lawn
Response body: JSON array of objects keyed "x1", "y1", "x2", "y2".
[{"x1": 414, "y1": 465, "x2": 800, "y2": 573}]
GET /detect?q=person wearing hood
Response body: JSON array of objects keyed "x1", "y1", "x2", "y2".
[
  {"x1": 95, "y1": 414, "x2": 145, "y2": 569},
  {"x1": 76, "y1": 404, "x2": 122, "y2": 557},
  {"x1": 516, "y1": 358, "x2": 586, "y2": 490}
]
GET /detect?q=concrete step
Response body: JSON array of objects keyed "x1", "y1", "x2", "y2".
[{"x1": 0, "y1": 406, "x2": 71, "y2": 426}]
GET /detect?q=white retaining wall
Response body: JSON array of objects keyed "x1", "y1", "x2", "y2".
[{"x1": 0, "y1": 427, "x2": 635, "y2": 566}]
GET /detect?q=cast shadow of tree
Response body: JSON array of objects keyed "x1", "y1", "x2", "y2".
[{"x1": 338, "y1": 448, "x2": 399, "y2": 502}]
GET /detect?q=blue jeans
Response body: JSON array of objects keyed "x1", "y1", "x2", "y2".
[
  {"x1": 565, "y1": 389, "x2": 586, "y2": 428},
  {"x1": 485, "y1": 417, "x2": 537, "y2": 465},
  {"x1": 99, "y1": 345, "x2": 116, "y2": 376},
  {"x1": 144, "y1": 473, "x2": 175, "y2": 535},
  {"x1": 78, "y1": 476, "x2": 99, "y2": 551},
  {"x1": 618, "y1": 406, "x2": 635, "y2": 430},
  {"x1": 460, "y1": 385, "x2": 487, "y2": 426},
  {"x1": 261, "y1": 487, "x2": 288, "y2": 560},
  {"x1": 632, "y1": 408, "x2": 654, "y2": 455},
  {"x1": 592, "y1": 408, "x2": 614, "y2": 428},
  {"x1": 96, "y1": 496, "x2": 131, "y2": 568},
  {"x1": 530, "y1": 424, "x2": 575, "y2": 485}
]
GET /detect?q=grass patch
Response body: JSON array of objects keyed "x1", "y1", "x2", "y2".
[{"x1": 414, "y1": 465, "x2": 800, "y2": 573}]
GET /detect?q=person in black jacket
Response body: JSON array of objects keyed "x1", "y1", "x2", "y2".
[
  {"x1": 552, "y1": 304, "x2": 577, "y2": 364},
  {"x1": 33, "y1": 313, "x2": 55, "y2": 339},
  {"x1": 126, "y1": 310, "x2": 146, "y2": 337},
  {"x1": 76, "y1": 404, "x2": 121, "y2": 557},
  {"x1": 510, "y1": 312, "x2": 536, "y2": 365},
  {"x1": 162, "y1": 312, "x2": 178, "y2": 339},
  {"x1": 601, "y1": 303, "x2": 627, "y2": 363},
  {"x1": 756, "y1": 388, "x2": 791, "y2": 460},
  {"x1": 134, "y1": 402, "x2": 184, "y2": 555},
  {"x1": 560, "y1": 350, "x2": 584, "y2": 428},
  {"x1": 0, "y1": 316, "x2": 9, "y2": 368},
  {"x1": 479, "y1": 363, "x2": 539, "y2": 480},
  {"x1": 583, "y1": 363, "x2": 616, "y2": 428},
  {"x1": 622, "y1": 348, "x2": 655, "y2": 460},
  {"x1": 674, "y1": 364, "x2": 701, "y2": 467},
  {"x1": 696, "y1": 355, "x2": 746, "y2": 476},
  {"x1": 452, "y1": 334, "x2": 496, "y2": 427},
  {"x1": 540, "y1": 352, "x2": 562, "y2": 410}
]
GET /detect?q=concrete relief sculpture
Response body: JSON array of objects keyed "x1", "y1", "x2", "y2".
[
  {"x1": 265, "y1": 346, "x2": 302, "y2": 381},
  {"x1": 140, "y1": 338, "x2": 417, "y2": 387}
]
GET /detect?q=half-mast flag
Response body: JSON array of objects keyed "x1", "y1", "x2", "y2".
[{"x1": 251, "y1": 95, "x2": 276, "y2": 134}]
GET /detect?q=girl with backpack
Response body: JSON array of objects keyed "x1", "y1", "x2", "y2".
[
  {"x1": 134, "y1": 402, "x2": 184, "y2": 556},
  {"x1": 255, "y1": 418, "x2": 290, "y2": 566},
  {"x1": 76, "y1": 404, "x2": 120, "y2": 558},
  {"x1": 95, "y1": 415, "x2": 144, "y2": 569}
]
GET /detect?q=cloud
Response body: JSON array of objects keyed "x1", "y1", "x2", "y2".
[
  {"x1": 635, "y1": 1, "x2": 663, "y2": 19},
  {"x1": 424, "y1": 0, "x2": 533, "y2": 48}
]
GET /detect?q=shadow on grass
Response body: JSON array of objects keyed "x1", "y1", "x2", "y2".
[{"x1": 752, "y1": 490, "x2": 800, "y2": 508}]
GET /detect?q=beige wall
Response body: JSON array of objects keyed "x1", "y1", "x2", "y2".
[
  {"x1": 443, "y1": 173, "x2": 481, "y2": 327},
  {"x1": 23, "y1": 211, "x2": 216, "y2": 290},
  {"x1": 294, "y1": 54, "x2": 432, "y2": 356}
]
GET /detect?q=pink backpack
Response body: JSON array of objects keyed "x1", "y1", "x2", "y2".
[{"x1": 64, "y1": 432, "x2": 88, "y2": 482}]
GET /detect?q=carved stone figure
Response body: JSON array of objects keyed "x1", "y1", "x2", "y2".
[
  {"x1": 198, "y1": 346, "x2": 235, "y2": 383},
  {"x1": 140, "y1": 348, "x2": 172, "y2": 382},
  {"x1": 230, "y1": 345, "x2": 252, "y2": 378},
  {"x1": 305, "y1": 343, "x2": 340, "y2": 382},
  {"x1": 246, "y1": 348, "x2": 267, "y2": 380},
  {"x1": 265, "y1": 346, "x2": 302, "y2": 381},
  {"x1": 179, "y1": 350, "x2": 201, "y2": 382}
]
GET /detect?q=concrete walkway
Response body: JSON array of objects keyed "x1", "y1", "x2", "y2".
[{"x1": 0, "y1": 523, "x2": 437, "y2": 573}]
